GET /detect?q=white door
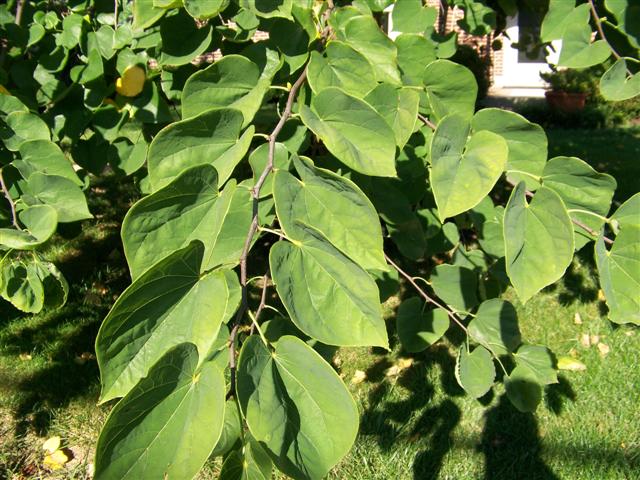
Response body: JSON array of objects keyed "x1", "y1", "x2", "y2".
[{"x1": 494, "y1": 12, "x2": 561, "y2": 93}]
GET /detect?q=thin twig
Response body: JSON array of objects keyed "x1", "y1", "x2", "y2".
[
  {"x1": 14, "y1": 0, "x2": 25, "y2": 26},
  {"x1": 227, "y1": 67, "x2": 309, "y2": 397},
  {"x1": 384, "y1": 253, "x2": 469, "y2": 333},
  {"x1": 249, "y1": 273, "x2": 271, "y2": 336},
  {"x1": 505, "y1": 178, "x2": 614, "y2": 245},
  {"x1": 0, "y1": 169, "x2": 19, "y2": 229},
  {"x1": 226, "y1": 323, "x2": 240, "y2": 399},
  {"x1": 417, "y1": 113, "x2": 437, "y2": 130},
  {"x1": 114, "y1": 0, "x2": 118, "y2": 30},
  {"x1": 588, "y1": 0, "x2": 622, "y2": 62}
]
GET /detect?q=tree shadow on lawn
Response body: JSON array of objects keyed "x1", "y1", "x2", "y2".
[{"x1": 0, "y1": 174, "x2": 135, "y2": 437}]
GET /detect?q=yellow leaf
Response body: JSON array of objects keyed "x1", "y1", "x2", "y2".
[
  {"x1": 42, "y1": 436, "x2": 61, "y2": 454},
  {"x1": 43, "y1": 449, "x2": 69, "y2": 470},
  {"x1": 573, "y1": 312, "x2": 582, "y2": 325},
  {"x1": 597, "y1": 343, "x2": 610, "y2": 357},
  {"x1": 579, "y1": 333, "x2": 590, "y2": 347},
  {"x1": 0, "y1": 85, "x2": 10, "y2": 95},
  {"x1": 116, "y1": 65, "x2": 146, "y2": 97},
  {"x1": 557, "y1": 356, "x2": 586, "y2": 371}
]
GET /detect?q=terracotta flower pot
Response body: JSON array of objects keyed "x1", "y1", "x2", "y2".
[{"x1": 545, "y1": 91, "x2": 587, "y2": 113}]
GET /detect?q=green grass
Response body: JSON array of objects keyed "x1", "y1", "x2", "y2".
[{"x1": 1, "y1": 128, "x2": 639, "y2": 479}]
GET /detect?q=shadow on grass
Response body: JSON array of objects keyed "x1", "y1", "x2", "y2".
[{"x1": 0, "y1": 173, "x2": 136, "y2": 437}]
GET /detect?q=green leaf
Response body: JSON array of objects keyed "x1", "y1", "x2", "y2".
[
  {"x1": 600, "y1": 57, "x2": 640, "y2": 101},
  {"x1": 391, "y1": 0, "x2": 437, "y2": 34},
  {"x1": 395, "y1": 34, "x2": 437, "y2": 85},
  {"x1": 182, "y1": 54, "x2": 278, "y2": 127},
  {"x1": 456, "y1": 0, "x2": 496, "y2": 36},
  {"x1": 364, "y1": 84, "x2": 419, "y2": 149},
  {"x1": 37, "y1": 260, "x2": 68, "y2": 310},
  {"x1": 96, "y1": 242, "x2": 241, "y2": 401},
  {"x1": 27, "y1": 23, "x2": 45, "y2": 47},
  {"x1": 558, "y1": 6, "x2": 611, "y2": 68},
  {"x1": 239, "y1": 0, "x2": 293, "y2": 18},
  {"x1": 0, "y1": 259, "x2": 44, "y2": 313},
  {"x1": 122, "y1": 165, "x2": 253, "y2": 280},
  {"x1": 542, "y1": 156, "x2": 616, "y2": 249},
  {"x1": 472, "y1": 108, "x2": 547, "y2": 191},
  {"x1": 1, "y1": 111, "x2": 50, "y2": 152},
  {"x1": 95, "y1": 344, "x2": 226, "y2": 480},
  {"x1": 0, "y1": 205, "x2": 57, "y2": 250},
  {"x1": 430, "y1": 264, "x2": 479, "y2": 312},
  {"x1": 17, "y1": 140, "x2": 82, "y2": 185},
  {"x1": 237, "y1": 335, "x2": 359, "y2": 479},
  {"x1": 468, "y1": 299, "x2": 521, "y2": 355},
  {"x1": 605, "y1": 0, "x2": 640, "y2": 48},
  {"x1": 269, "y1": 225, "x2": 388, "y2": 347},
  {"x1": 430, "y1": 114, "x2": 508, "y2": 221},
  {"x1": 184, "y1": 0, "x2": 229, "y2": 19},
  {"x1": 455, "y1": 345, "x2": 495, "y2": 398},
  {"x1": 367, "y1": 179, "x2": 427, "y2": 260},
  {"x1": 541, "y1": 0, "x2": 578, "y2": 42},
  {"x1": 470, "y1": 197, "x2": 505, "y2": 258},
  {"x1": 504, "y1": 183, "x2": 574, "y2": 303},
  {"x1": 24, "y1": 173, "x2": 92, "y2": 223},
  {"x1": 58, "y1": 13, "x2": 86, "y2": 49},
  {"x1": 307, "y1": 41, "x2": 377, "y2": 98},
  {"x1": 595, "y1": 225, "x2": 640, "y2": 325},
  {"x1": 159, "y1": 10, "x2": 213, "y2": 66},
  {"x1": 505, "y1": 365, "x2": 543, "y2": 412},
  {"x1": 133, "y1": 0, "x2": 167, "y2": 29},
  {"x1": 424, "y1": 60, "x2": 478, "y2": 121},
  {"x1": 219, "y1": 437, "x2": 273, "y2": 480},
  {"x1": 514, "y1": 344, "x2": 558, "y2": 385},
  {"x1": 211, "y1": 399, "x2": 242, "y2": 458},
  {"x1": 611, "y1": 192, "x2": 640, "y2": 230},
  {"x1": 147, "y1": 108, "x2": 253, "y2": 191},
  {"x1": 396, "y1": 297, "x2": 449, "y2": 352},
  {"x1": 273, "y1": 156, "x2": 387, "y2": 271},
  {"x1": 338, "y1": 15, "x2": 401, "y2": 84},
  {"x1": 300, "y1": 88, "x2": 396, "y2": 177},
  {"x1": 269, "y1": 18, "x2": 310, "y2": 74}
]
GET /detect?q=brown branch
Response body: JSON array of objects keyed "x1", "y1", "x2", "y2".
[
  {"x1": 0, "y1": 169, "x2": 19, "y2": 229},
  {"x1": 505, "y1": 178, "x2": 614, "y2": 245},
  {"x1": 14, "y1": 0, "x2": 24, "y2": 26},
  {"x1": 249, "y1": 273, "x2": 270, "y2": 336},
  {"x1": 227, "y1": 67, "x2": 309, "y2": 397},
  {"x1": 418, "y1": 113, "x2": 437, "y2": 130},
  {"x1": 384, "y1": 253, "x2": 468, "y2": 333}
]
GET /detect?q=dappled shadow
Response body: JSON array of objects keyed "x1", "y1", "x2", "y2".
[
  {"x1": 0, "y1": 173, "x2": 136, "y2": 436},
  {"x1": 558, "y1": 248, "x2": 599, "y2": 307}
]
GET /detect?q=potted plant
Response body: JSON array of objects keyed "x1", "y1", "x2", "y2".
[{"x1": 540, "y1": 68, "x2": 595, "y2": 112}]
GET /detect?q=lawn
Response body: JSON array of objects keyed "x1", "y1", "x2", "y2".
[{"x1": 0, "y1": 127, "x2": 638, "y2": 479}]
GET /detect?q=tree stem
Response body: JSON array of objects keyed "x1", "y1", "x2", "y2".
[
  {"x1": 0, "y1": 169, "x2": 19, "y2": 229},
  {"x1": 384, "y1": 253, "x2": 469, "y2": 334}
]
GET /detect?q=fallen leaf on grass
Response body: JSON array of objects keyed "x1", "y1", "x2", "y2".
[
  {"x1": 580, "y1": 333, "x2": 591, "y2": 347},
  {"x1": 351, "y1": 370, "x2": 366, "y2": 385},
  {"x1": 573, "y1": 312, "x2": 582, "y2": 325},
  {"x1": 43, "y1": 436, "x2": 61, "y2": 454},
  {"x1": 385, "y1": 358, "x2": 414, "y2": 377},
  {"x1": 557, "y1": 356, "x2": 587, "y2": 372},
  {"x1": 43, "y1": 450, "x2": 70, "y2": 470},
  {"x1": 597, "y1": 343, "x2": 610, "y2": 357},
  {"x1": 19, "y1": 353, "x2": 32, "y2": 361}
]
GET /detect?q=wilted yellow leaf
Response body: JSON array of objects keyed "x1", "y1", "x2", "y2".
[
  {"x1": 590, "y1": 334, "x2": 600, "y2": 345},
  {"x1": 43, "y1": 436, "x2": 61, "y2": 454},
  {"x1": 557, "y1": 356, "x2": 587, "y2": 371},
  {"x1": 116, "y1": 65, "x2": 146, "y2": 97},
  {"x1": 597, "y1": 343, "x2": 610, "y2": 357},
  {"x1": 43, "y1": 449, "x2": 70, "y2": 470}
]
